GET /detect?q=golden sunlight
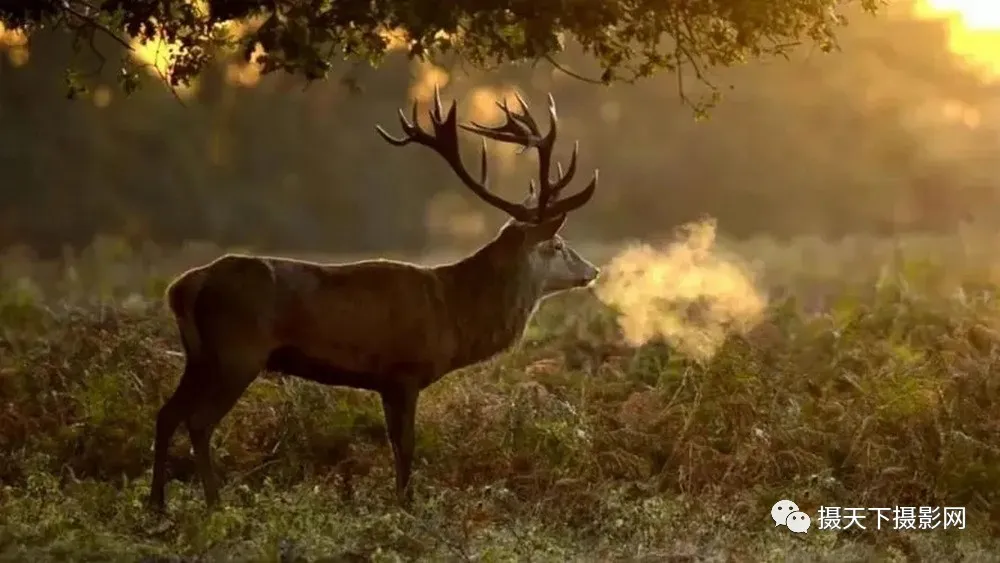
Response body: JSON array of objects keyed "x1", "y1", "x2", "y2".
[
  {"x1": 0, "y1": 23, "x2": 29, "y2": 67},
  {"x1": 130, "y1": 37, "x2": 176, "y2": 77},
  {"x1": 914, "y1": 0, "x2": 1000, "y2": 79},
  {"x1": 409, "y1": 61, "x2": 450, "y2": 103},
  {"x1": 128, "y1": 0, "x2": 210, "y2": 97},
  {"x1": 225, "y1": 43, "x2": 265, "y2": 87},
  {"x1": 130, "y1": 36, "x2": 198, "y2": 97}
]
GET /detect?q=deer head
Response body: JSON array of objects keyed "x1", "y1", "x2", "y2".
[{"x1": 375, "y1": 86, "x2": 600, "y2": 294}]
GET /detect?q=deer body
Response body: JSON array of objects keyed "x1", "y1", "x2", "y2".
[
  {"x1": 150, "y1": 88, "x2": 601, "y2": 511},
  {"x1": 167, "y1": 221, "x2": 572, "y2": 391}
]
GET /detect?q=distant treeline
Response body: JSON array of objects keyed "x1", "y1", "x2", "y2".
[{"x1": 1, "y1": 7, "x2": 999, "y2": 258}]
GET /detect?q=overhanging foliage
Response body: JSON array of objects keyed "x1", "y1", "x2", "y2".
[{"x1": 1, "y1": 0, "x2": 883, "y2": 107}]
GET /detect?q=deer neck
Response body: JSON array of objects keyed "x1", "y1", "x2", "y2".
[{"x1": 437, "y1": 232, "x2": 544, "y2": 369}]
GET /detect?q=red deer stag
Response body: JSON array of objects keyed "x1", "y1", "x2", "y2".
[{"x1": 149, "y1": 86, "x2": 600, "y2": 511}]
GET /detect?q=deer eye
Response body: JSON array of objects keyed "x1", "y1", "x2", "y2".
[{"x1": 538, "y1": 243, "x2": 557, "y2": 257}]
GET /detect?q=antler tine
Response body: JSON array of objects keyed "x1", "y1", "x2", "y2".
[
  {"x1": 431, "y1": 84, "x2": 446, "y2": 124},
  {"x1": 544, "y1": 94, "x2": 558, "y2": 144},
  {"x1": 478, "y1": 138, "x2": 488, "y2": 185},
  {"x1": 410, "y1": 100, "x2": 421, "y2": 130},
  {"x1": 497, "y1": 98, "x2": 533, "y2": 154},
  {"x1": 510, "y1": 91, "x2": 541, "y2": 136},
  {"x1": 530, "y1": 93, "x2": 564, "y2": 218},
  {"x1": 459, "y1": 95, "x2": 535, "y2": 147},
  {"x1": 374, "y1": 125, "x2": 408, "y2": 146},
  {"x1": 375, "y1": 86, "x2": 537, "y2": 222},
  {"x1": 374, "y1": 105, "x2": 417, "y2": 146},
  {"x1": 543, "y1": 168, "x2": 599, "y2": 217},
  {"x1": 548, "y1": 141, "x2": 579, "y2": 198}
]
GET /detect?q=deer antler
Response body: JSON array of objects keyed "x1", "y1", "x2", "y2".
[
  {"x1": 375, "y1": 85, "x2": 540, "y2": 222},
  {"x1": 460, "y1": 91, "x2": 598, "y2": 222}
]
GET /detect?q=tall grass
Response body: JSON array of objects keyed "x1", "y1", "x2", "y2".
[{"x1": 0, "y1": 232, "x2": 998, "y2": 560}]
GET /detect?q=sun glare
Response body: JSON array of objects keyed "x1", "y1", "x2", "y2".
[
  {"x1": 920, "y1": 0, "x2": 1000, "y2": 29},
  {"x1": 128, "y1": 34, "x2": 200, "y2": 97},
  {"x1": 915, "y1": 0, "x2": 1000, "y2": 79},
  {"x1": 0, "y1": 23, "x2": 29, "y2": 67}
]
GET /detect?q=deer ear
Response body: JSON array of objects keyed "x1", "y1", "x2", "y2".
[{"x1": 526, "y1": 214, "x2": 566, "y2": 243}]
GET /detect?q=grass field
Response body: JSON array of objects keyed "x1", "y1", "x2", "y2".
[{"x1": 2, "y1": 226, "x2": 1000, "y2": 561}]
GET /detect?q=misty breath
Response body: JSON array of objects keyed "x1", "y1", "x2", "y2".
[{"x1": 594, "y1": 219, "x2": 768, "y2": 361}]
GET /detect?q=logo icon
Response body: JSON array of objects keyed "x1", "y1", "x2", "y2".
[
  {"x1": 786, "y1": 510, "x2": 812, "y2": 533},
  {"x1": 771, "y1": 499, "x2": 811, "y2": 534}
]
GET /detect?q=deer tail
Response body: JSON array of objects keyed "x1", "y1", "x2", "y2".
[{"x1": 165, "y1": 270, "x2": 205, "y2": 360}]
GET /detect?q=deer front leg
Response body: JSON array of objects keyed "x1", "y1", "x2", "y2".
[{"x1": 379, "y1": 385, "x2": 419, "y2": 505}]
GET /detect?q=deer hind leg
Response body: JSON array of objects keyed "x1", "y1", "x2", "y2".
[
  {"x1": 149, "y1": 358, "x2": 202, "y2": 511},
  {"x1": 379, "y1": 386, "x2": 420, "y2": 505},
  {"x1": 185, "y1": 352, "x2": 264, "y2": 509},
  {"x1": 180, "y1": 255, "x2": 277, "y2": 508}
]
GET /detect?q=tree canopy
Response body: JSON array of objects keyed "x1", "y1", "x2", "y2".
[
  {"x1": 0, "y1": 3, "x2": 993, "y2": 256},
  {"x1": 1, "y1": 0, "x2": 882, "y2": 106}
]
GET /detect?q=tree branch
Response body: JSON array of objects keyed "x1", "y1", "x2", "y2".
[
  {"x1": 58, "y1": 2, "x2": 133, "y2": 52},
  {"x1": 543, "y1": 53, "x2": 603, "y2": 84}
]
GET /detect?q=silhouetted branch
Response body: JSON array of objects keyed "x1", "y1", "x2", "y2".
[
  {"x1": 59, "y1": 1, "x2": 132, "y2": 52},
  {"x1": 543, "y1": 54, "x2": 603, "y2": 84}
]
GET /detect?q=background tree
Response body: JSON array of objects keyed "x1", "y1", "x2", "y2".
[{"x1": 0, "y1": 0, "x2": 882, "y2": 108}]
